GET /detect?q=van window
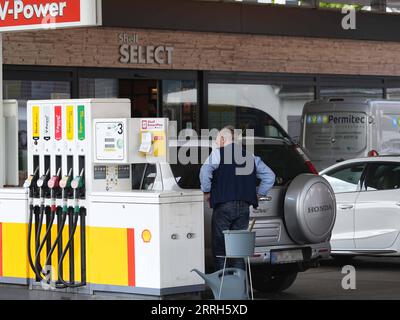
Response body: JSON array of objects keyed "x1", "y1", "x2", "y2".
[
  {"x1": 378, "y1": 113, "x2": 400, "y2": 154},
  {"x1": 208, "y1": 105, "x2": 290, "y2": 139},
  {"x1": 304, "y1": 112, "x2": 367, "y2": 154},
  {"x1": 208, "y1": 83, "x2": 313, "y2": 140}
]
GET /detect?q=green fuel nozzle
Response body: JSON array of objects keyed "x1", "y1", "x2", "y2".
[
  {"x1": 71, "y1": 169, "x2": 85, "y2": 190},
  {"x1": 72, "y1": 169, "x2": 85, "y2": 212},
  {"x1": 60, "y1": 169, "x2": 73, "y2": 213}
]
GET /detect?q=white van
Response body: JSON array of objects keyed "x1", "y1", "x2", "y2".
[{"x1": 300, "y1": 98, "x2": 400, "y2": 171}]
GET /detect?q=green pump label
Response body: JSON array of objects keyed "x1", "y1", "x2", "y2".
[{"x1": 78, "y1": 105, "x2": 85, "y2": 141}]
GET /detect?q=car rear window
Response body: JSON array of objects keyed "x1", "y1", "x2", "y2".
[
  {"x1": 253, "y1": 144, "x2": 311, "y2": 186},
  {"x1": 170, "y1": 144, "x2": 311, "y2": 189}
]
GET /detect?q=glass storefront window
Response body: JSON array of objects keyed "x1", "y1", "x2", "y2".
[
  {"x1": 162, "y1": 80, "x2": 199, "y2": 132},
  {"x1": 79, "y1": 78, "x2": 118, "y2": 98},
  {"x1": 386, "y1": 0, "x2": 400, "y2": 13},
  {"x1": 387, "y1": 88, "x2": 400, "y2": 100},
  {"x1": 320, "y1": 87, "x2": 383, "y2": 99},
  {"x1": 197, "y1": 0, "x2": 381, "y2": 10},
  {"x1": 208, "y1": 83, "x2": 314, "y2": 141},
  {"x1": 118, "y1": 79, "x2": 158, "y2": 118},
  {"x1": 3, "y1": 80, "x2": 71, "y2": 186}
]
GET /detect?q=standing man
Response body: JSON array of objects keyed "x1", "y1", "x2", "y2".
[{"x1": 200, "y1": 126, "x2": 276, "y2": 271}]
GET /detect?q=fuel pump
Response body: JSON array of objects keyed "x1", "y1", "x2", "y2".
[
  {"x1": 24, "y1": 167, "x2": 39, "y2": 275},
  {"x1": 58, "y1": 168, "x2": 86, "y2": 288},
  {"x1": 1, "y1": 99, "x2": 205, "y2": 296},
  {"x1": 34, "y1": 168, "x2": 61, "y2": 280}
]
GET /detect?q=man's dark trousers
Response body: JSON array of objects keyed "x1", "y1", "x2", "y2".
[{"x1": 212, "y1": 200, "x2": 250, "y2": 271}]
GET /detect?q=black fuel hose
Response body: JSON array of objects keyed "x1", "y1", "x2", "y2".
[
  {"x1": 34, "y1": 210, "x2": 56, "y2": 280},
  {"x1": 45, "y1": 185, "x2": 71, "y2": 289},
  {"x1": 25, "y1": 168, "x2": 40, "y2": 278},
  {"x1": 41, "y1": 209, "x2": 68, "y2": 286},
  {"x1": 27, "y1": 204, "x2": 37, "y2": 273},
  {"x1": 57, "y1": 211, "x2": 86, "y2": 288},
  {"x1": 34, "y1": 202, "x2": 46, "y2": 279}
]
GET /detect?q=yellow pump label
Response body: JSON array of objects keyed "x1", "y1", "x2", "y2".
[
  {"x1": 32, "y1": 106, "x2": 40, "y2": 141},
  {"x1": 66, "y1": 105, "x2": 74, "y2": 141}
]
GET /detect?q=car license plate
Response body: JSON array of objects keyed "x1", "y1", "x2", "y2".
[{"x1": 270, "y1": 249, "x2": 304, "y2": 264}]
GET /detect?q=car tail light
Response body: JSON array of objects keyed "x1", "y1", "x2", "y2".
[
  {"x1": 294, "y1": 145, "x2": 319, "y2": 175},
  {"x1": 368, "y1": 150, "x2": 379, "y2": 157},
  {"x1": 305, "y1": 161, "x2": 319, "y2": 175}
]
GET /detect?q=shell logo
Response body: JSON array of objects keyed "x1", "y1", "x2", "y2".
[{"x1": 142, "y1": 229, "x2": 152, "y2": 243}]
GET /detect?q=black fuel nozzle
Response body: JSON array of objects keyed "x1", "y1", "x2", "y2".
[{"x1": 24, "y1": 167, "x2": 40, "y2": 198}]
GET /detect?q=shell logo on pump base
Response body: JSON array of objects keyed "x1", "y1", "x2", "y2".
[{"x1": 141, "y1": 230, "x2": 152, "y2": 243}]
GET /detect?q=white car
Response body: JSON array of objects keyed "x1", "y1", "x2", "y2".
[{"x1": 320, "y1": 156, "x2": 400, "y2": 257}]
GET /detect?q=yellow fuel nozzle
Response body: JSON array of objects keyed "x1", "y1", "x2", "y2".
[{"x1": 60, "y1": 169, "x2": 73, "y2": 190}]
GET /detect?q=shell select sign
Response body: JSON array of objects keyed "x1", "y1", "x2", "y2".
[{"x1": 0, "y1": 0, "x2": 101, "y2": 32}]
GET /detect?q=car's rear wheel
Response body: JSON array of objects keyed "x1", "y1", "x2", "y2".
[{"x1": 252, "y1": 271, "x2": 298, "y2": 293}]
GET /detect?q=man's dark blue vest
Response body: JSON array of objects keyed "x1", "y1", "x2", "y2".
[{"x1": 210, "y1": 143, "x2": 258, "y2": 209}]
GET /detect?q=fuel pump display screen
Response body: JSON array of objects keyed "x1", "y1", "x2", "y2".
[{"x1": 95, "y1": 121, "x2": 126, "y2": 161}]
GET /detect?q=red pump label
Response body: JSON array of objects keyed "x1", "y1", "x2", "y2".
[{"x1": 54, "y1": 106, "x2": 62, "y2": 141}]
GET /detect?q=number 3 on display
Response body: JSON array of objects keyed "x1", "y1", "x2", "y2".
[{"x1": 118, "y1": 123, "x2": 124, "y2": 135}]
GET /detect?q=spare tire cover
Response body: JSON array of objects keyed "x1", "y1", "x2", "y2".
[{"x1": 284, "y1": 174, "x2": 336, "y2": 245}]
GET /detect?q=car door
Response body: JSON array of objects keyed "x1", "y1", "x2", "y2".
[
  {"x1": 322, "y1": 163, "x2": 366, "y2": 250},
  {"x1": 355, "y1": 162, "x2": 400, "y2": 250}
]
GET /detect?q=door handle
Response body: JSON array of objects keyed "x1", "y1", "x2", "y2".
[
  {"x1": 339, "y1": 205, "x2": 354, "y2": 210},
  {"x1": 259, "y1": 196, "x2": 272, "y2": 202},
  {"x1": 396, "y1": 202, "x2": 400, "y2": 207}
]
